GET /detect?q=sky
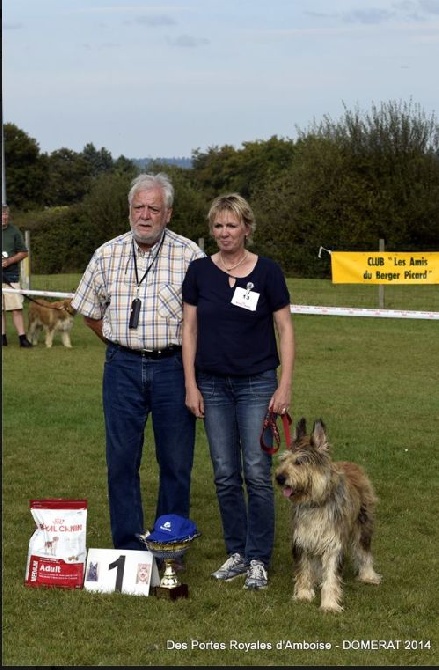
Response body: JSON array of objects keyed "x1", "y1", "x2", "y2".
[{"x1": 2, "y1": 0, "x2": 439, "y2": 160}]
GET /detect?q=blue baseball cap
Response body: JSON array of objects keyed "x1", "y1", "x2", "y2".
[{"x1": 147, "y1": 515, "x2": 199, "y2": 543}]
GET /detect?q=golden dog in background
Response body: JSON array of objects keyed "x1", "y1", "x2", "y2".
[{"x1": 28, "y1": 298, "x2": 75, "y2": 348}]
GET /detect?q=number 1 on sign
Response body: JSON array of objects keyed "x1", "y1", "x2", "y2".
[{"x1": 108, "y1": 554, "x2": 126, "y2": 592}]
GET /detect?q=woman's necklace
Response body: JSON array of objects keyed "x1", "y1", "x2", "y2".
[{"x1": 219, "y1": 250, "x2": 248, "y2": 272}]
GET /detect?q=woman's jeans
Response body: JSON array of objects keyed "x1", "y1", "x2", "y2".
[
  {"x1": 197, "y1": 369, "x2": 277, "y2": 568},
  {"x1": 103, "y1": 344, "x2": 196, "y2": 550}
]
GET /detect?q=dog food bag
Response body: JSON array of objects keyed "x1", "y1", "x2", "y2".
[{"x1": 24, "y1": 498, "x2": 87, "y2": 589}]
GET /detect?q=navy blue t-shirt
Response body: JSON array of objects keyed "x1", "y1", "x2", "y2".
[{"x1": 182, "y1": 256, "x2": 291, "y2": 376}]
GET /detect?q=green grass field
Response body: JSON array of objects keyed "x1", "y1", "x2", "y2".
[{"x1": 2, "y1": 278, "x2": 439, "y2": 666}]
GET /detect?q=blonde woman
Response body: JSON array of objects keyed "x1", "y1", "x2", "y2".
[{"x1": 182, "y1": 193, "x2": 295, "y2": 590}]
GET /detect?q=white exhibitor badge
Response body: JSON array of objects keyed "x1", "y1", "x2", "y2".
[
  {"x1": 231, "y1": 284, "x2": 259, "y2": 311},
  {"x1": 84, "y1": 548, "x2": 160, "y2": 596}
]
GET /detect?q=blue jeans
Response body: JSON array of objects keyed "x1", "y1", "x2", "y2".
[
  {"x1": 103, "y1": 344, "x2": 196, "y2": 550},
  {"x1": 197, "y1": 369, "x2": 277, "y2": 568}
]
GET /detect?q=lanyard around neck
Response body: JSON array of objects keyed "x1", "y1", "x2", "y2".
[{"x1": 131, "y1": 231, "x2": 166, "y2": 290}]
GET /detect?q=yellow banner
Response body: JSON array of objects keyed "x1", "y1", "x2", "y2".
[{"x1": 330, "y1": 252, "x2": 439, "y2": 284}]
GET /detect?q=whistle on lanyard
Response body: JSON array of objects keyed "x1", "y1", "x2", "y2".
[{"x1": 129, "y1": 298, "x2": 141, "y2": 329}]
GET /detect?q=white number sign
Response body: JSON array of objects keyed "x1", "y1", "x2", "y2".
[{"x1": 84, "y1": 548, "x2": 159, "y2": 596}]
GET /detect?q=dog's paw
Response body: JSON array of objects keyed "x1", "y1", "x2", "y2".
[
  {"x1": 293, "y1": 587, "x2": 315, "y2": 602},
  {"x1": 320, "y1": 601, "x2": 344, "y2": 613},
  {"x1": 357, "y1": 570, "x2": 382, "y2": 585}
]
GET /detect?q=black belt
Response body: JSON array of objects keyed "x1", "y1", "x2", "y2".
[{"x1": 110, "y1": 343, "x2": 182, "y2": 359}]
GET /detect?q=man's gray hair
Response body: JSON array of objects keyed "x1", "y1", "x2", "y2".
[{"x1": 128, "y1": 173, "x2": 174, "y2": 208}]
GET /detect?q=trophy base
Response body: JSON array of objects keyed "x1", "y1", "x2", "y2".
[{"x1": 154, "y1": 583, "x2": 189, "y2": 600}]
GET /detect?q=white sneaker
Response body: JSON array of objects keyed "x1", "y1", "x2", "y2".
[
  {"x1": 243, "y1": 559, "x2": 268, "y2": 590},
  {"x1": 211, "y1": 553, "x2": 248, "y2": 581}
]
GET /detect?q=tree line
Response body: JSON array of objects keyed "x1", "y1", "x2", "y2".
[{"x1": 4, "y1": 99, "x2": 439, "y2": 278}]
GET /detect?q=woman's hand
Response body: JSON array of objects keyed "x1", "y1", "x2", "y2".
[
  {"x1": 185, "y1": 387, "x2": 205, "y2": 419},
  {"x1": 269, "y1": 390, "x2": 291, "y2": 415}
]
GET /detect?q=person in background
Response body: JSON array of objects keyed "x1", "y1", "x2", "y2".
[
  {"x1": 182, "y1": 192, "x2": 295, "y2": 590},
  {"x1": 72, "y1": 173, "x2": 205, "y2": 552},
  {"x1": 2, "y1": 204, "x2": 32, "y2": 348}
]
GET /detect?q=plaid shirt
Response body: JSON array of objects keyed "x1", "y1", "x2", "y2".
[{"x1": 72, "y1": 229, "x2": 205, "y2": 350}]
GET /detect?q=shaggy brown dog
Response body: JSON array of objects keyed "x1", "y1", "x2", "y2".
[
  {"x1": 28, "y1": 298, "x2": 75, "y2": 348},
  {"x1": 275, "y1": 417, "x2": 381, "y2": 612}
]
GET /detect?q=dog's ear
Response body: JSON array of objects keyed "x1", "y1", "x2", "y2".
[
  {"x1": 312, "y1": 419, "x2": 329, "y2": 452},
  {"x1": 293, "y1": 417, "x2": 307, "y2": 442}
]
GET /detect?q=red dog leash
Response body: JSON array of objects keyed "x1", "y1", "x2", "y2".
[{"x1": 260, "y1": 411, "x2": 292, "y2": 455}]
